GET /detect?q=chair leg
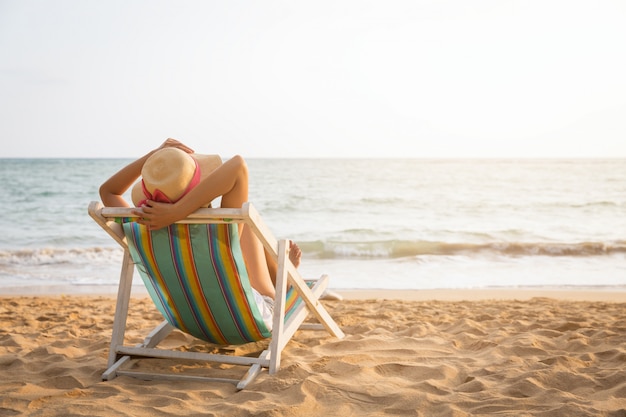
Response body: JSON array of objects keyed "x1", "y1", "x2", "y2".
[
  {"x1": 103, "y1": 321, "x2": 175, "y2": 381},
  {"x1": 284, "y1": 264, "x2": 345, "y2": 340},
  {"x1": 268, "y1": 239, "x2": 289, "y2": 374},
  {"x1": 237, "y1": 350, "x2": 270, "y2": 390},
  {"x1": 103, "y1": 250, "x2": 134, "y2": 378},
  {"x1": 102, "y1": 355, "x2": 132, "y2": 381}
]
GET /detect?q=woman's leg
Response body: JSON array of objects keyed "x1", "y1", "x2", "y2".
[
  {"x1": 218, "y1": 156, "x2": 276, "y2": 298},
  {"x1": 239, "y1": 225, "x2": 276, "y2": 298}
]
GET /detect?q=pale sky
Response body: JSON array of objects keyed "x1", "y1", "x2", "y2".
[{"x1": 1, "y1": 0, "x2": 625, "y2": 158}]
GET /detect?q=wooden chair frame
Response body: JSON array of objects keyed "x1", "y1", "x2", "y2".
[{"x1": 88, "y1": 201, "x2": 345, "y2": 389}]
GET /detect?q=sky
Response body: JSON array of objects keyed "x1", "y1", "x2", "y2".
[{"x1": 1, "y1": 0, "x2": 625, "y2": 158}]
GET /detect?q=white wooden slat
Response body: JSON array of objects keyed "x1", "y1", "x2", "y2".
[
  {"x1": 116, "y1": 370, "x2": 240, "y2": 385},
  {"x1": 116, "y1": 346, "x2": 271, "y2": 367}
]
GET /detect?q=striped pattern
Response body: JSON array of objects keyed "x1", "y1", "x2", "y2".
[{"x1": 123, "y1": 222, "x2": 302, "y2": 345}]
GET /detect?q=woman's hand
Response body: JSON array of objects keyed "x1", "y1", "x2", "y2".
[
  {"x1": 156, "y1": 138, "x2": 195, "y2": 154},
  {"x1": 133, "y1": 200, "x2": 183, "y2": 230}
]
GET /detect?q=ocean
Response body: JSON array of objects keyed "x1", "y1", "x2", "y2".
[{"x1": 1, "y1": 158, "x2": 624, "y2": 293}]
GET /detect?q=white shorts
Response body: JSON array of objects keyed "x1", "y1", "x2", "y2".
[{"x1": 252, "y1": 288, "x2": 275, "y2": 331}]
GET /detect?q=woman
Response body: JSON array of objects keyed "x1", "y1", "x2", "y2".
[{"x1": 99, "y1": 138, "x2": 301, "y2": 328}]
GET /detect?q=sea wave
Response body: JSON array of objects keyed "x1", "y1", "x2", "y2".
[
  {"x1": 0, "y1": 240, "x2": 624, "y2": 270},
  {"x1": 0, "y1": 247, "x2": 123, "y2": 267},
  {"x1": 300, "y1": 240, "x2": 626, "y2": 259}
]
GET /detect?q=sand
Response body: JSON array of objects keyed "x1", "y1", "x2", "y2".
[{"x1": 1, "y1": 290, "x2": 625, "y2": 416}]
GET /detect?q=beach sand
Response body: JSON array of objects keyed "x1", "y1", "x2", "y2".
[{"x1": 1, "y1": 290, "x2": 625, "y2": 416}]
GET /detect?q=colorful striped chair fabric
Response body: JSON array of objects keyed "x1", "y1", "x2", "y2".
[{"x1": 124, "y1": 221, "x2": 304, "y2": 345}]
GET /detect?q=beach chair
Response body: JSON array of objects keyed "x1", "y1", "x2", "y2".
[{"x1": 88, "y1": 201, "x2": 345, "y2": 389}]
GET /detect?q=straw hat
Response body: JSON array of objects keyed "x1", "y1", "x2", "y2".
[{"x1": 131, "y1": 148, "x2": 222, "y2": 206}]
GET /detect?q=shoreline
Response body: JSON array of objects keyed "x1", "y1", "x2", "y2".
[
  {"x1": 2, "y1": 284, "x2": 625, "y2": 302},
  {"x1": 340, "y1": 287, "x2": 626, "y2": 302}
]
